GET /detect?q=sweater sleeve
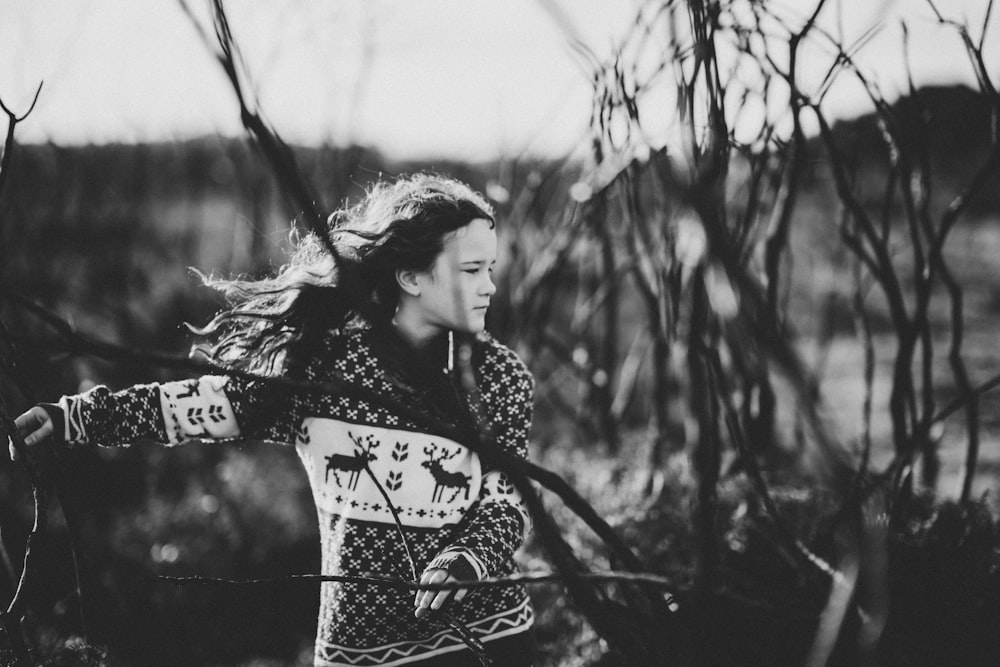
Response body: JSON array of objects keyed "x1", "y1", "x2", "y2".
[
  {"x1": 57, "y1": 374, "x2": 281, "y2": 448},
  {"x1": 425, "y1": 346, "x2": 534, "y2": 581}
]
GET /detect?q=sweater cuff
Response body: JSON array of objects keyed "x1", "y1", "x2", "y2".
[
  {"x1": 426, "y1": 548, "x2": 488, "y2": 582},
  {"x1": 57, "y1": 395, "x2": 85, "y2": 445}
]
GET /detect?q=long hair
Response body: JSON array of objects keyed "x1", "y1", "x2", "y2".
[{"x1": 192, "y1": 172, "x2": 495, "y2": 377}]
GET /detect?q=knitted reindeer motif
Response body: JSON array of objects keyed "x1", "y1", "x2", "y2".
[
  {"x1": 174, "y1": 381, "x2": 201, "y2": 399},
  {"x1": 421, "y1": 443, "x2": 471, "y2": 503},
  {"x1": 325, "y1": 432, "x2": 379, "y2": 490}
]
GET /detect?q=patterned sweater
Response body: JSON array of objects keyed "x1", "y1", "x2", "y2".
[{"x1": 57, "y1": 326, "x2": 535, "y2": 666}]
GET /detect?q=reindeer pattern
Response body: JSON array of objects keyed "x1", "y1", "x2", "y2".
[
  {"x1": 422, "y1": 443, "x2": 471, "y2": 503},
  {"x1": 294, "y1": 417, "x2": 481, "y2": 528},
  {"x1": 324, "y1": 432, "x2": 379, "y2": 490}
]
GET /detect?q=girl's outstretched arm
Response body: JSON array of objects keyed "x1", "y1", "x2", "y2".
[{"x1": 10, "y1": 374, "x2": 284, "y2": 458}]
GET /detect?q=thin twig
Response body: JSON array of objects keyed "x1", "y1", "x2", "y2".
[
  {"x1": 0, "y1": 392, "x2": 44, "y2": 667},
  {"x1": 0, "y1": 82, "x2": 43, "y2": 204},
  {"x1": 932, "y1": 373, "x2": 1000, "y2": 424},
  {"x1": 158, "y1": 568, "x2": 679, "y2": 591},
  {"x1": 853, "y1": 267, "x2": 876, "y2": 479}
]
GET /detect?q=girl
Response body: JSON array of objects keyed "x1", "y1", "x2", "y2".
[{"x1": 11, "y1": 173, "x2": 536, "y2": 666}]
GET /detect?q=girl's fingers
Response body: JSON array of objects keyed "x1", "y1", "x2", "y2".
[
  {"x1": 414, "y1": 569, "x2": 454, "y2": 619},
  {"x1": 415, "y1": 569, "x2": 444, "y2": 614},
  {"x1": 14, "y1": 407, "x2": 52, "y2": 448},
  {"x1": 429, "y1": 587, "x2": 452, "y2": 612},
  {"x1": 13, "y1": 406, "x2": 43, "y2": 432},
  {"x1": 9, "y1": 407, "x2": 53, "y2": 459}
]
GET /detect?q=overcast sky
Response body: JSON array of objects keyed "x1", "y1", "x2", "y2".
[{"x1": 1, "y1": 0, "x2": 997, "y2": 161}]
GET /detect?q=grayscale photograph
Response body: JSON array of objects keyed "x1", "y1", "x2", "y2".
[{"x1": 1, "y1": 1, "x2": 999, "y2": 665}]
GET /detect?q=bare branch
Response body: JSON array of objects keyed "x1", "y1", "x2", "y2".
[
  {"x1": 809, "y1": 105, "x2": 910, "y2": 332},
  {"x1": 925, "y1": 0, "x2": 997, "y2": 97},
  {"x1": 0, "y1": 82, "x2": 43, "y2": 123},
  {"x1": 935, "y1": 146, "x2": 1000, "y2": 246},
  {"x1": 932, "y1": 373, "x2": 1000, "y2": 424},
  {"x1": 0, "y1": 82, "x2": 43, "y2": 203},
  {"x1": 853, "y1": 267, "x2": 876, "y2": 478},
  {"x1": 0, "y1": 391, "x2": 46, "y2": 667},
  {"x1": 159, "y1": 568, "x2": 680, "y2": 593},
  {"x1": 979, "y1": 0, "x2": 996, "y2": 52},
  {"x1": 935, "y1": 259, "x2": 979, "y2": 503},
  {"x1": 180, "y1": 0, "x2": 335, "y2": 259}
]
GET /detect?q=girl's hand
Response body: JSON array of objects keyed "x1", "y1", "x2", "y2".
[
  {"x1": 8, "y1": 405, "x2": 58, "y2": 461},
  {"x1": 414, "y1": 568, "x2": 469, "y2": 619}
]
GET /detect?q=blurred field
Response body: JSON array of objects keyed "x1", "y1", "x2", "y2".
[{"x1": 2, "y1": 86, "x2": 1000, "y2": 664}]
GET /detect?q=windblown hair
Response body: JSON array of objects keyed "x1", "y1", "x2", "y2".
[{"x1": 192, "y1": 172, "x2": 495, "y2": 377}]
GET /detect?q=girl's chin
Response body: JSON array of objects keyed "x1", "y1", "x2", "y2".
[
  {"x1": 459, "y1": 315, "x2": 487, "y2": 334},
  {"x1": 439, "y1": 310, "x2": 487, "y2": 335}
]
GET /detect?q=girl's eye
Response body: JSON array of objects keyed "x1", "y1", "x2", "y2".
[{"x1": 462, "y1": 265, "x2": 494, "y2": 275}]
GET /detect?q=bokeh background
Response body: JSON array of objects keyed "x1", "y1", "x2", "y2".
[{"x1": 2, "y1": 1, "x2": 1000, "y2": 665}]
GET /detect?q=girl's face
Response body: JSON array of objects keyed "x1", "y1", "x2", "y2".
[{"x1": 409, "y1": 217, "x2": 497, "y2": 336}]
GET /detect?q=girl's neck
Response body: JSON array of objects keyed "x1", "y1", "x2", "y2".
[
  {"x1": 390, "y1": 310, "x2": 440, "y2": 350},
  {"x1": 380, "y1": 321, "x2": 455, "y2": 378}
]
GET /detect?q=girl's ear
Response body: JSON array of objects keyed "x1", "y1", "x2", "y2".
[{"x1": 395, "y1": 268, "x2": 421, "y2": 296}]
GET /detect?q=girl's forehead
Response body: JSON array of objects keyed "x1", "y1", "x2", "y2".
[{"x1": 441, "y1": 218, "x2": 497, "y2": 259}]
